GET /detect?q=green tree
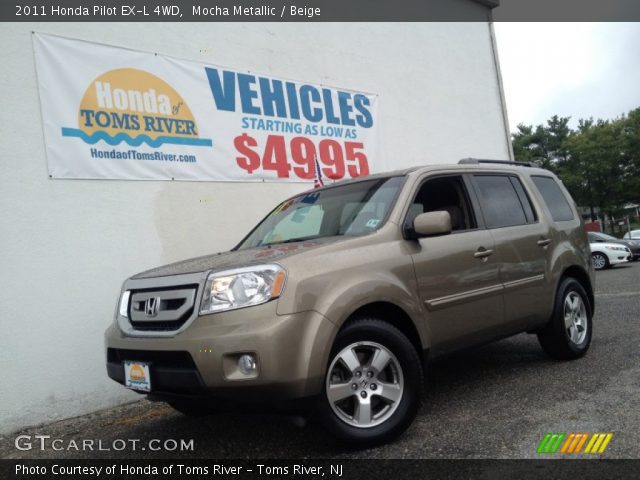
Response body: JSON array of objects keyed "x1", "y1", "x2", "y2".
[
  {"x1": 511, "y1": 115, "x2": 571, "y2": 170},
  {"x1": 562, "y1": 119, "x2": 625, "y2": 226},
  {"x1": 512, "y1": 108, "x2": 640, "y2": 232},
  {"x1": 619, "y1": 108, "x2": 640, "y2": 205}
]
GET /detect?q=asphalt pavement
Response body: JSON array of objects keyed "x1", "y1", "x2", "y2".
[{"x1": 2, "y1": 261, "x2": 639, "y2": 459}]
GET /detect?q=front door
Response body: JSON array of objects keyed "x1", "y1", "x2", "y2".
[{"x1": 405, "y1": 175, "x2": 505, "y2": 355}]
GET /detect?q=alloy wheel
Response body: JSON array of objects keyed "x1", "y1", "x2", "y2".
[
  {"x1": 592, "y1": 253, "x2": 607, "y2": 270},
  {"x1": 326, "y1": 341, "x2": 404, "y2": 428},
  {"x1": 564, "y1": 291, "x2": 588, "y2": 345}
]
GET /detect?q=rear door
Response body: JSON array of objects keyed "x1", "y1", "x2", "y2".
[{"x1": 469, "y1": 173, "x2": 552, "y2": 331}]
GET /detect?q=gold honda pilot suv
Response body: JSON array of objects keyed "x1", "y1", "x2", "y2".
[{"x1": 105, "y1": 159, "x2": 595, "y2": 446}]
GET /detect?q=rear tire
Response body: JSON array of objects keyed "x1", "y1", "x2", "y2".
[
  {"x1": 591, "y1": 252, "x2": 609, "y2": 270},
  {"x1": 537, "y1": 278, "x2": 592, "y2": 360},
  {"x1": 319, "y1": 318, "x2": 423, "y2": 447}
]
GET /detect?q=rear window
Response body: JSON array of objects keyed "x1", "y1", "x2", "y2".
[
  {"x1": 473, "y1": 175, "x2": 532, "y2": 229},
  {"x1": 531, "y1": 176, "x2": 575, "y2": 222}
]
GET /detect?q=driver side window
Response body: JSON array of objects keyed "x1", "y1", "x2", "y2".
[{"x1": 406, "y1": 176, "x2": 476, "y2": 232}]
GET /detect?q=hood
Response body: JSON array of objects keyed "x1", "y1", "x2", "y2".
[
  {"x1": 131, "y1": 236, "x2": 344, "y2": 279},
  {"x1": 590, "y1": 241, "x2": 630, "y2": 250}
]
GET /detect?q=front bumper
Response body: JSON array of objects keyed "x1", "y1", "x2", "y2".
[
  {"x1": 608, "y1": 252, "x2": 632, "y2": 265},
  {"x1": 105, "y1": 301, "x2": 337, "y2": 401}
]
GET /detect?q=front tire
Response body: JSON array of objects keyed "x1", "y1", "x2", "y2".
[
  {"x1": 320, "y1": 318, "x2": 423, "y2": 447},
  {"x1": 537, "y1": 278, "x2": 592, "y2": 360},
  {"x1": 591, "y1": 252, "x2": 609, "y2": 270}
]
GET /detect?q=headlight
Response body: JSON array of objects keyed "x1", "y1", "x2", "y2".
[
  {"x1": 199, "y1": 264, "x2": 286, "y2": 315},
  {"x1": 605, "y1": 245, "x2": 626, "y2": 251}
]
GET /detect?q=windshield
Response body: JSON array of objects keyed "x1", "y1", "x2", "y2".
[
  {"x1": 237, "y1": 176, "x2": 405, "y2": 250},
  {"x1": 593, "y1": 232, "x2": 617, "y2": 241}
]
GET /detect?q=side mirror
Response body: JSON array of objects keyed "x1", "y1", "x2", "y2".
[{"x1": 413, "y1": 211, "x2": 452, "y2": 238}]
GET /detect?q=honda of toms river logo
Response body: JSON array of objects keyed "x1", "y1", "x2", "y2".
[
  {"x1": 61, "y1": 68, "x2": 212, "y2": 148},
  {"x1": 537, "y1": 432, "x2": 613, "y2": 454},
  {"x1": 128, "y1": 364, "x2": 147, "y2": 383}
]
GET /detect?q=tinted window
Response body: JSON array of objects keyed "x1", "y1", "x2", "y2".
[
  {"x1": 531, "y1": 176, "x2": 575, "y2": 222},
  {"x1": 509, "y1": 176, "x2": 537, "y2": 223},
  {"x1": 473, "y1": 175, "x2": 528, "y2": 228}
]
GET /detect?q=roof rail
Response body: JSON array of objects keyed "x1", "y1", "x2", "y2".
[{"x1": 458, "y1": 158, "x2": 536, "y2": 168}]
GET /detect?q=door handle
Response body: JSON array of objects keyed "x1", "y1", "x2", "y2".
[
  {"x1": 537, "y1": 238, "x2": 551, "y2": 247},
  {"x1": 474, "y1": 248, "x2": 494, "y2": 259}
]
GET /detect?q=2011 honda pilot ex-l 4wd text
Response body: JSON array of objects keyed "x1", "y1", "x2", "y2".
[{"x1": 105, "y1": 159, "x2": 595, "y2": 446}]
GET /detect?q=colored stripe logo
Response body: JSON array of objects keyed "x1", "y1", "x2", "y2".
[{"x1": 537, "y1": 433, "x2": 613, "y2": 454}]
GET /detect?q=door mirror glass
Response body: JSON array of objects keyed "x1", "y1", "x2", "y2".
[{"x1": 413, "y1": 211, "x2": 452, "y2": 237}]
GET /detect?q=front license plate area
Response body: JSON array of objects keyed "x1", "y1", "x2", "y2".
[{"x1": 124, "y1": 361, "x2": 151, "y2": 392}]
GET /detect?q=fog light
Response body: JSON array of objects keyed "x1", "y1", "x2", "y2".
[{"x1": 238, "y1": 354, "x2": 257, "y2": 376}]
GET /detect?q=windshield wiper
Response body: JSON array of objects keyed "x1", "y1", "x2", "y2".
[{"x1": 265, "y1": 234, "x2": 337, "y2": 247}]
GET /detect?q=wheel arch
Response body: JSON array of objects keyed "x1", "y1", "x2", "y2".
[
  {"x1": 559, "y1": 265, "x2": 595, "y2": 314},
  {"x1": 340, "y1": 301, "x2": 425, "y2": 361}
]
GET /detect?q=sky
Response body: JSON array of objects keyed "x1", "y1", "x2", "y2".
[{"x1": 493, "y1": 23, "x2": 640, "y2": 132}]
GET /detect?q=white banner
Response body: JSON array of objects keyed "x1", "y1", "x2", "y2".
[{"x1": 33, "y1": 33, "x2": 379, "y2": 183}]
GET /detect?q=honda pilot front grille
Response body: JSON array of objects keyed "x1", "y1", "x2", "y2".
[{"x1": 128, "y1": 285, "x2": 198, "y2": 331}]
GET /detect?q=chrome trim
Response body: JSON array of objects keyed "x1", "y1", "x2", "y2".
[
  {"x1": 425, "y1": 283, "x2": 503, "y2": 311},
  {"x1": 116, "y1": 271, "x2": 208, "y2": 338},
  {"x1": 118, "y1": 291, "x2": 131, "y2": 318},
  {"x1": 144, "y1": 297, "x2": 160, "y2": 317},
  {"x1": 502, "y1": 274, "x2": 545, "y2": 291},
  {"x1": 425, "y1": 274, "x2": 545, "y2": 311},
  {"x1": 474, "y1": 249, "x2": 494, "y2": 259},
  {"x1": 130, "y1": 288, "x2": 196, "y2": 322}
]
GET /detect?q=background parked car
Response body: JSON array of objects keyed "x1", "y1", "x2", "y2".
[
  {"x1": 589, "y1": 241, "x2": 632, "y2": 270},
  {"x1": 622, "y1": 229, "x2": 640, "y2": 240},
  {"x1": 588, "y1": 231, "x2": 640, "y2": 261}
]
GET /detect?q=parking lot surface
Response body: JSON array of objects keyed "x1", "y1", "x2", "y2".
[{"x1": 2, "y1": 261, "x2": 639, "y2": 459}]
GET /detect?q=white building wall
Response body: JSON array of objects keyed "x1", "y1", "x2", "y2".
[{"x1": 0, "y1": 22, "x2": 510, "y2": 433}]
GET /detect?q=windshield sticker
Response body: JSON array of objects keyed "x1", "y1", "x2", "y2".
[
  {"x1": 301, "y1": 192, "x2": 320, "y2": 205},
  {"x1": 366, "y1": 218, "x2": 381, "y2": 228}
]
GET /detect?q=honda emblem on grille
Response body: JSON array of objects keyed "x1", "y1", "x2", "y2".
[{"x1": 144, "y1": 297, "x2": 161, "y2": 317}]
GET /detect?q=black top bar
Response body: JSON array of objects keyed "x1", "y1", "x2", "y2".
[{"x1": 4, "y1": 0, "x2": 640, "y2": 22}]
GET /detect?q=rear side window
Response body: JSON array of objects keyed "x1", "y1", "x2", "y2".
[
  {"x1": 473, "y1": 175, "x2": 531, "y2": 228},
  {"x1": 531, "y1": 176, "x2": 575, "y2": 222}
]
